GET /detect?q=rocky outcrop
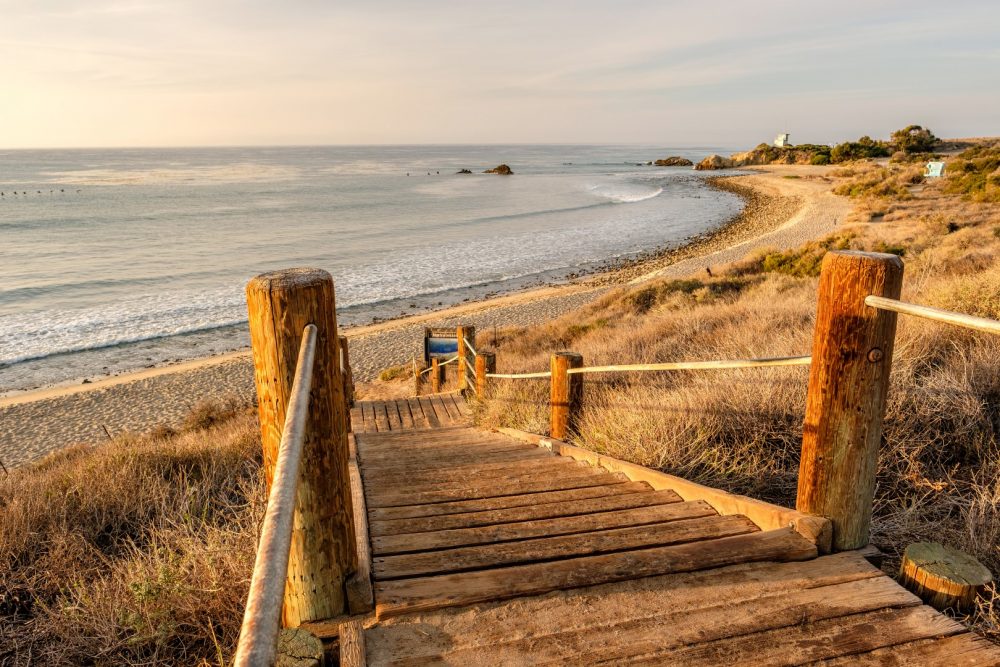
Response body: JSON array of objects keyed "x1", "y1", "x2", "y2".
[
  {"x1": 654, "y1": 156, "x2": 693, "y2": 167},
  {"x1": 456, "y1": 169, "x2": 472, "y2": 174},
  {"x1": 484, "y1": 164, "x2": 513, "y2": 175},
  {"x1": 694, "y1": 154, "x2": 736, "y2": 170}
]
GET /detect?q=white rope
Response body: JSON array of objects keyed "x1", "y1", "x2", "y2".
[
  {"x1": 566, "y1": 356, "x2": 812, "y2": 375},
  {"x1": 418, "y1": 355, "x2": 458, "y2": 375},
  {"x1": 865, "y1": 295, "x2": 1000, "y2": 336},
  {"x1": 463, "y1": 336, "x2": 478, "y2": 357},
  {"x1": 486, "y1": 371, "x2": 553, "y2": 379}
]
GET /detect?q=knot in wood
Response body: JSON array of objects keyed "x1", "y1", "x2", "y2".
[{"x1": 867, "y1": 348, "x2": 884, "y2": 363}]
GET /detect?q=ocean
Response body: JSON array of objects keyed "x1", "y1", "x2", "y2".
[{"x1": 0, "y1": 145, "x2": 741, "y2": 393}]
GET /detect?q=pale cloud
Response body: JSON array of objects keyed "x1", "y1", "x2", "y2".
[{"x1": 0, "y1": 0, "x2": 997, "y2": 147}]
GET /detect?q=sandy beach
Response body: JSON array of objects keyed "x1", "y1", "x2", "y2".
[{"x1": 0, "y1": 166, "x2": 848, "y2": 469}]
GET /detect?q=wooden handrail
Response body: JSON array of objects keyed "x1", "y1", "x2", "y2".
[
  {"x1": 865, "y1": 295, "x2": 1000, "y2": 335},
  {"x1": 235, "y1": 325, "x2": 317, "y2": 667}
]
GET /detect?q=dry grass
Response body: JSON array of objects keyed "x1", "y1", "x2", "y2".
[
  {"x1": 0, "y1": 400, "x2": 263, "y2": 665},
  {"x1": 472, "y1": 161, "x2": 1000, "y2": 641}
]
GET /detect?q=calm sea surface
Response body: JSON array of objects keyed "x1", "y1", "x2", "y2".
[{"x1": 0, "y1": 145, "x2": 740, "y2": 392}]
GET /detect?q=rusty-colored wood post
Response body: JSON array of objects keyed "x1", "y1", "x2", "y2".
[
  {"x1": 246, "y1": 268, "x2": 357, "y2": 626},
  {"x1": 797, "y1": 251, "x2": 903, "y2": 551},
  {"x1": 339, "y1": 335, "x2": 354, "y2": 408},
  {"x1": 550, "y1": 351, "x2": 583, "y2": 440},
  {"x1": 456, "y1": 325, "x2": 476, "y2": 392},
  {"x1": 412, "y1": 357, "x2": 421, "y2": 396},
  {"x1": 430, "y1": 357, "x2": 441, "y2": 393},
  {"x1": 475, "y1": 351, "x2": 496, "y2": 400}
]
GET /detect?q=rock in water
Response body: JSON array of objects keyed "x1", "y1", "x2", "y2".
[
  {"x1": 694, "y1": 154, "x2": 736, "y2": 170},
  {"x1": 484, "y1": 164, "x2": 513, "y2": 175},
  {"x1": 654, "y1": 156, "x2": 693, "y2": 167},
  {"x1": 456, "y1": 168, "x2": 473, "y2": 174}
]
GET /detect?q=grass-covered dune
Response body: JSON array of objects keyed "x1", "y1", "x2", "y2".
[{"x1": 0, "y1": 402, "x2": 263, "y2": 665}]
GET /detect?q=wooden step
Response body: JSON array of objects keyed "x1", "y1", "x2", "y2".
[
  {"x1": 372, "y1": 499, "x2": 717, "y2": 555},
  {"x1": 374, "y1": 513, "x2": 757, "y2": 579},
  {"x1": 374, "y1": 527, "x2": 818, "y2": 618},
  {"x1": 368, "y1": 481, "x2": 654, "y2": 524}
]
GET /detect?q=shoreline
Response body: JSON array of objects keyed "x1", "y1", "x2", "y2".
[{"x1": 0, "y1": 166, "x2": 846, "y2": 468}]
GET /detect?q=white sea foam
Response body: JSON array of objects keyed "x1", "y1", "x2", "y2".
[{"x1": 588, "y1": 183, "x2": 663, "y2": 203}]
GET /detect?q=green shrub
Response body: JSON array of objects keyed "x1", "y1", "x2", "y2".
[
  {"x1": 379, "y1": 364, "x2": 411, "y2": 381},
  {"x1": 945, "y1": 144, "x2": 1000, "y2": 202},
  {"x1": 890, "y1": 124, "x2": 938, "y2": 154},
  {"x1": 810, "y1": 154, "x2": 830, "y2": 165}
]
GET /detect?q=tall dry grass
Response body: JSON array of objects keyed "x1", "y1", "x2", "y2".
[
  {"x1": 0, "y1": 400, "x2": 263, "y2": 666},
  {"x1": 474, "y1": 166, "x2": 1000, "y2": 641}
]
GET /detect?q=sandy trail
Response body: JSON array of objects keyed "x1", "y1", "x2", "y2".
[{"x1": 0, "y1": 166, "x2": 849, "y2": 469}]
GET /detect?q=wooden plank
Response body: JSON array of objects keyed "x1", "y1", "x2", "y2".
[
  {"x1": 345, "y1": 460, "x2": 374, "y2": 614},
  {"x1": 627, "y1": 605, "x2": 964, "y2": 665},
  {"x1": 359, "y1": 436, "x2": 530, "y2": 458},
  {"x1": 385, "y1": 575, "x2": 921, "y2": 665},
  {"x1": 372, "y1": 500, "x2": 717, "y2": 555},
  {"x1": 374, "y1": 514, "x2": 757, "y2": 579},
  {"x1": 418, "y1": 396, "x2": 441, "y2": 427},
  {"x1": 361, "y1": 402, "x2": 375, "y2": 433},
  {"x1": 365, "y1": 464, "x2": 608, "y2": 498},
  {"x1": 361, "y1": 448, "x2": 553, "y2": 475},
  {"x1": 350, "y1": 406, "x2": 363, "y2": 431},
  {"x1": 395, "y1": 399, "x2": 415, "y2": 430},
  {"x1": 363, "y1": 551, "x2": 887, "y2": 663},
  {"x1": 449, "y1": 392, "x2": 471, "y2": 417},
  {"x1": 362, "y1": 456, "x2": 578, "y2": 486},
  {"x1": 430, "y1": 394, "x2": 454, "y2": 423},
  {"x1": 368, "y1": 481, "x2": 652, "y2": 521},
  {"x1": 366, "y1": 468, "x2": 622, "y2": 508},
  {"x1": 406, "y1": 397, "x2": 430, "y2": 429},
  {"x1": 337, "y1": 618, "x2": 366, "y2": 667},
  {"x1": 385, "y1": 400, "x2": 403, "y2": 431},
  {"x1": 369, "y1": 487, "x2": 678, "y2": 537},
  {"x1": 818, "y1": 632, "x2": 1000, "y2": 665},
  {"x1": 372, "y1": 401, "x2": 390, "y2": 433},
  {"x1": 374, "y1": 527, "x2": 818, "y2": 618},
  {"x1": 360, "y1": 445, "x2": 544, "y2": 470}
]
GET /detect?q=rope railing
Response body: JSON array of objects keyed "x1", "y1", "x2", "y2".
[
  {"x1": 486, "y1": 355, "x2": 811, "y2": 380},
  {"x1": 235, "y1": 324, "x2": 318, "y2": 667},
  {"x1": 865, "y1": 296, "x2": 1000, "y2": 336},
  {"x1": 418, "y1": 354, "x2": 458, "y2": 375},
  {"x1": 463, "y1": 336, "x2": 477, "y2": 357}
]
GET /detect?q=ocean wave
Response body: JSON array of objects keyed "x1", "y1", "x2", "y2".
[{"x1": 588, "y1": 183, "x2": 663, "y2": 203}]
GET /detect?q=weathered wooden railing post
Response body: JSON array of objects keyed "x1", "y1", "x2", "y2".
[
  {"x1": 246, "y1": 268, "x2": 357, "y2": 626},
  {"x1": 550, "y1": 351, "x2": 583, "y2": 440},
  {"x1": 797, "y1": 251, "x2": 903, "y2": 551},
  {"x1": 339, "y1": 335, "x2": 354, "y2": 408},
  {"x1": 430, "y1": 357, "x2": 441, "y2": 393},
  {"x1": 456, "y1": 324, "x2": 476, "y2": 392},
  {"x1": 475, "y1": 351, "x2": 496, "y2": 400}
]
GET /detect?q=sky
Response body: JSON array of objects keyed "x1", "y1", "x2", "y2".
[{"x1": 1, "y1": 0, "x2": 998, "y2": 148}]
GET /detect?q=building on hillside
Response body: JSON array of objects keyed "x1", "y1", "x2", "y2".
[
  {"x1": 774, "y1": 133, "x2": 790, "y2": 148},
  {"x1": 925, "y1": 161, "x2": 945, "y2": 178}
]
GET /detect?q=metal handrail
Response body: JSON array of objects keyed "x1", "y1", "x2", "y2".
[
  {"x1": 234, "y1": 324, "x2": 318, "y2": 667},
  {"x1": 865, "y1": 296, "x2": 1000, "y2": 336}
]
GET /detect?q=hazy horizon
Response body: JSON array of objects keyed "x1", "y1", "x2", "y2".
[{"x1": 3, "y1": 0, "x2": 999, "y2": 149}]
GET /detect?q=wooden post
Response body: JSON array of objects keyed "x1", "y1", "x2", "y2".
[
  {"x1": 899, "y1": 542, "x2": 992, "y2": 611},
  {"x1": 430, "y1": 357, "x2": 441, "y2": 393},
  {"x1": 456, "y1": 325, "x2": 476, "y2": 392},
  {"x1": 246, "y1": 268, "x2": 357, "y2": 626},
  {"x1": 412, "y1": 357, "x2": 420, "y2": 396},
  {"x1": 338, "y1": 335, "x2": 354, "y2": 408},
  {"x1": 796, "y1": 251, "x2": 903, "y2": 551},
  {"x1": 550, "y1": 351, "x2": 583, "y2": 440},
  {"x1": 475, "y1": 351, "x2": 496, "y2": 400}
]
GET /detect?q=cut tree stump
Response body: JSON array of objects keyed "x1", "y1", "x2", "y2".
[{"x1": 899, "y1": 542, "x2": 992, "y2": 611}]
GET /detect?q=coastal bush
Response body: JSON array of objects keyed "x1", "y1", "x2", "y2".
[
  {"x1": 946, "y1": 143, "x2": 1000, "y2": 202},
  {"x1": 379, "y1": 363, "x2": 412, "y2": 381},
  {"x1": 890, "y1": 124, "x2": 939, "y2": 154},
  {"x1": 0, "y1": 408, "x2": 262, "y2": 665},
  {"x1": 809, "y1": 154, "x2": 830, "y2": 165},
  {"x1": 832, "y1": 166, "x2": 923, "y2": 199},
  {"x1": 830, "y1": 136, "x2": 892, "y2": 163}
]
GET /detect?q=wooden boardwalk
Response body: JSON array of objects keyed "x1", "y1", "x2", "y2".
[{"x1": 341, "y1": 396, "x2": 1000, "y2": 665}]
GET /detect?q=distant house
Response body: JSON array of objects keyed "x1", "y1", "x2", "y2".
[
  {"x1": 774, "y1": 133, "x2": 790, "y2": 148},
  {"x1": 925, "y1": 161, "x2": 945, "y2": 178}
]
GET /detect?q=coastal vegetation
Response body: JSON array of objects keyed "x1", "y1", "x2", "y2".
[{"x1": 0, "y1": 401, "x2": 261, "y2": 664}]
